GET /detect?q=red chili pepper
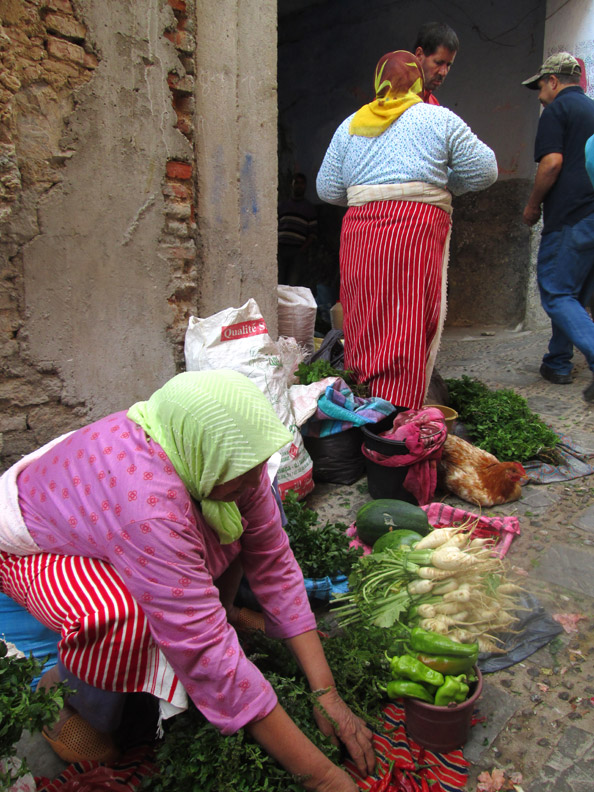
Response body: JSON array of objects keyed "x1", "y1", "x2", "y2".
[
  {"x1": 370, "y1": 762, "x2": 394, "y2": 792},
  {"x1": 392, "y1": 767, "x2": 417, "y2": 792},
  {"x1": 421, "y1": 777, "x2": 431, "y2": 792},
  {"x1": 394, "y1": 759, "x2": 417, "y2": 773}
]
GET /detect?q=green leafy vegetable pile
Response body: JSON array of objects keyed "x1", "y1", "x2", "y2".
[
  {"x1": 445, "y1": 375, "x2": 559, "y2": 462},
  {"x1": 282, "y1": 491, "x2": 363, "y2": 579},
  {"x1": 1, "y1": 642, "x2": 69, "y2": 786},
  {"x1": 295, "y1": 360, "x2": 369, "y2": 397},
  {"x1": 143, "y1": 625, "x2": 390, "y2": 792}
]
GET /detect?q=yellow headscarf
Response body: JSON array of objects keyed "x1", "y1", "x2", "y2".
[
  {"x1": 349, "y1": 50, "x2": 425, "y2": 138},
  {"x1": 127, "y1": 370, "x2": 292, "y2": 544}
]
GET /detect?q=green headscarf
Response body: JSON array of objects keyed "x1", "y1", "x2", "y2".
[{"x1": 127, "y1": 370, "x2": 292, "y2": 544}]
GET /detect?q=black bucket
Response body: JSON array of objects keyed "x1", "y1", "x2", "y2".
[{"x1": 360, "y1": 409, "x2": 418, "y2": 505}]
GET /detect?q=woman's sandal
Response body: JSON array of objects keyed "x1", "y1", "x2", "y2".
[{"x1": 42, "y1": 713, "x2": 121, "y2": 764}]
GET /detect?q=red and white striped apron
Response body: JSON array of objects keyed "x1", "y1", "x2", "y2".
[
  {"x1": 340, "y1": 190, "x2": 451, "y2": 410},
  {"x1": 0, "y1": 550, "x2": 185, "y2": 713}
]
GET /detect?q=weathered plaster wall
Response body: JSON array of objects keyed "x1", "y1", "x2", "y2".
[
  {"x1": 278, "y1": 0, "x2": 546, "y2": 327},
  {"x1": 22, "y1": 0, "x2": 188, "y2": 415},
  {"x1": 0, "y1": 0, "x2": 279, "y2": 472},
  {"x1": 544, "y1": 0, "x2": 594, "y2": 97},
  {"x1": 194, "y1": 0, "x2": 278, "y2": 326}
]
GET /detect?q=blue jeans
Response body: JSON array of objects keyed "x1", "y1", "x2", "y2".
[{"x1": 537, "y1": 214, "x2": 594, "y2": 375}]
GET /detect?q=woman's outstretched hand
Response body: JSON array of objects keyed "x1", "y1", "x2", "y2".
[{"x1": 312, "y1": 687, "x2": 375, "y2": 778}]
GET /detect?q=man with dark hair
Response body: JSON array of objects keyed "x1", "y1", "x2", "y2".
[
  {"x1": 413, "y1": 21, "x2": 459, "y2": 105},
  {"x1": 522, "y1": 53, "x2": 594, "y2": 402}
]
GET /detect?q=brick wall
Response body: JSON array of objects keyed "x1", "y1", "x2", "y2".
[
  {"x1": 162, "y1": 0, "x2": 197, "y2": 366},
  {"x1": 0, "y1": 0, "x2": 199, "y2": 471}
]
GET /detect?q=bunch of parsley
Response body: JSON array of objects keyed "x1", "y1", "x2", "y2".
[
  {"x1": 144, "y1": 627, "x2": 389, "y2": 792},
  {"x1": 445, "y1": 375, "x2": 559, "y2": 462},
  {"x1": 0, "y1": 642, "x2": 70, "y2": 786},
  {"x1": 282, "y1": 491, "x2": 363, "y2": 579}
]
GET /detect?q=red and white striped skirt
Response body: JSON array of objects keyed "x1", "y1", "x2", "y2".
[
  {"x1": 0, "y1": 550, "x2": 185, "y2": 710},
  {"x1": 340, "y1": 199, "x2": 451, "y2": 410}
]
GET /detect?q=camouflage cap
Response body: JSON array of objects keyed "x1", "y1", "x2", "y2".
[{"x1": 522, "y1": 52, "x2": 581, "y2": 89}]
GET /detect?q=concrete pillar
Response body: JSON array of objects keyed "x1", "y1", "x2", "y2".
[{"x1": 194, "y1": 0, "x2": 279, "y2": 336}]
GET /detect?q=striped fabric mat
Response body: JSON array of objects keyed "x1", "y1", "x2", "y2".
[
  {"x1": 345, "y1": 703, "x2": 469, "y2": 792},
  {"x1": 35, "y1": 745, "x2": 157, "y2": 792}
]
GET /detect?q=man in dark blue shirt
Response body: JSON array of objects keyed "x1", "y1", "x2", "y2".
[{"x1": 522, "y1": 53, "x2": 594, "y2": 402}]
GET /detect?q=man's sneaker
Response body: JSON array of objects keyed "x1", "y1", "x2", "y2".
[
  {"x1": 540, "y1": 362, "x2": 572, "y2": 385},
  {"x1": 583, "y1": 379, "x2": 594, "y2": 403}
]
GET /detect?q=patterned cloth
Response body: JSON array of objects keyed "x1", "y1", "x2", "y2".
[
  {"x1": 345, "y1": 703, "x2": 469, "y2": 791},
  {"x1": 524, "y1": 433, "x2": 594, "y2": 484},
  {"x1": 349, "y1": 50, "x2": 424, "y2": 137},
  {"x1": 300, "y1": 379, "x2": 395, "y2": 437},
  {"x1": 35, "y1": 745, "x2": 157, "y2": 792},
  {"x1": 4, "y1": 413, "x2": 316, "y2": 734}
]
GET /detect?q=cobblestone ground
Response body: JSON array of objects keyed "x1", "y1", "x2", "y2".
[{"x1": 308, "y1": 325, "x2": 594, "y2": 792}]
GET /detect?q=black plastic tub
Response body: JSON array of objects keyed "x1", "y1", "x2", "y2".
[
  {"x1": 360, "y1": 409, "x2": 418, "y2": 504},
  {"x1": 303, "y1": 427, "x2": 365, "y2": 485}
]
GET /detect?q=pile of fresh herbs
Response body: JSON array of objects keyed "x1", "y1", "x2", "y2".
[
  {"x1": 295, "y1": 359, "x2": 369, "y2": 397},
  {"x1": 282, "y1": 491, "x2": 363, "y2": 579},
  {"x1": 0, "y1": 642, "x2": 69, "y2": 786},
  {"x1": 143, "y1": 625, "x2": 390, "y2": 792},
  {"x1": 445, "y1": 375, "x2": 559, "y2": 463}
]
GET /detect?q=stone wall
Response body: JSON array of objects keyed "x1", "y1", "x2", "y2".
[
  {"x1": 0, "y1": 0, "x2": 278, "y2": 473},
  {"x1": 447, "y1": 180, "x2": 534, "y2": 327}
]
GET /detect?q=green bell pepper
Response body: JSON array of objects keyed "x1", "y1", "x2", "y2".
[
  {"x1": 433, "y1": 674, "x2": 470, "y2": 706},
  {"x1": 409, "y1": 627, "x2": 478, "y2": 658},
  {"x1": 384, "y1": 679, "x2": 435, "y2": 704},
  {"x1": 388, "y1": 654, "x2": 444, "y2": 687},
  {"x1": 408, "y1": 650, "x2": 478, "y2": 675}
]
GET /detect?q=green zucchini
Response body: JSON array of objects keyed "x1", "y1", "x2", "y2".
[
  {"x1": 355, "y1": 499, "x2": 430, "y2": 546},
  {"x1": 372, "y1": 529, "x2": 423, "y2": 553}
]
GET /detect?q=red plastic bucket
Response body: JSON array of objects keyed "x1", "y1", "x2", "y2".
[{"x1": 403, "y1": 667, "x2": 483, "y2": 752}]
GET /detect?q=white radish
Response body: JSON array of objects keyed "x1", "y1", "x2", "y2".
[
  {"x1": 441, "y1": 533, "x2": 471, "y2": 549},
  {"x1": 416, "y1": 566, "x2": 456, "y2": 580},
  {"x1": 413, "y1": 528, "x2": 463, "y2": 550},
  {"x1": 442, "y1": 585, "x2": 472, "y2": 603},
  {"x1": 416, "y1": 603, "x2": 437, "y2": 618},
  {"x1": 431, "y1": 578, "x2": 459, "y2": 594},
  {"x1": 420, "y1": 615, "x2": 467, "y2": 631},
  {"x1": 468, "y1": 537, "x2": 494, "y2": 549},
  {"x1": 495, "y1": 583, "x2": 525, "y2": 594},
  {"x1": 434, "y1": 600, "x2": 468, "y2": 615},
  {"x1": 407, "y1": 578, "x2": 435, "y2": 595},
  {"x1": 449, "y1": 629, "x2": 476, "y2": 644},
  {"x1": 430, "y1": 547, "x2": 480, "y2": 570}
]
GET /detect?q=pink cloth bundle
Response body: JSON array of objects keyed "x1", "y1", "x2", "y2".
[{"x1": 362, "y1": 408, "x2": 447, "y2": 504}]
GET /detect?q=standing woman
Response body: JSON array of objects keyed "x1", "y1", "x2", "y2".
[
  {"x1": 317, "y1": 51, "x2": 497, "y2": 410},
  {"x1": 0, "y1": 370, "x2": 374, "y2": 792}
]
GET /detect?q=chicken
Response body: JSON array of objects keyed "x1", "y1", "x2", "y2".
[{"x1": 438, "y1": 434, "x2": 527, "y2": 507}]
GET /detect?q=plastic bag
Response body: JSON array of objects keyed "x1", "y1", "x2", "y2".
[
  {"x1": 303, "y1": 428, "x2": 365, "y2": 485},
  {"x1": 184, "y1": 298, "x2": 314, "y2": 499},
  {"x1": 478, "y1": 591, "x2": 563, "y2": 673},
  {"x1": 277, "y1": 285, "x2": 317, "y2": 358}
]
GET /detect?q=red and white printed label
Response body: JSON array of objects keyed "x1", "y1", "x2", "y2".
[{"x1": 220, "y1": 319, "x2": 268, "y2": 342}]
